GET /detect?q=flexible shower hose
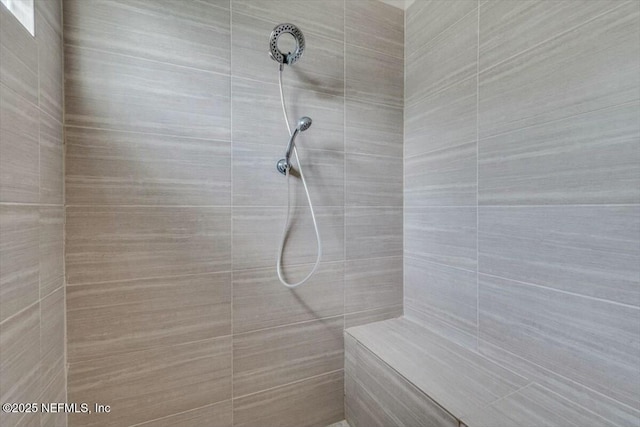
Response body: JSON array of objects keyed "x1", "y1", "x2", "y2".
[{"x1": 276, "y1": 66, "x2": 322, "y2": 288}]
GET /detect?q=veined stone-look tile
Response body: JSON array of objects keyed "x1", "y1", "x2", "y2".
[
  {"x1": 233, "y1": 206, "x2": 344, "y2": 270},
  {"x1": 479, "y1": 2, "x2": 640, "y2": 139},
  {"x1": 232, "y1": 11, "x2": 343, "y2": 96},
  {"x1": 67, "y1": 336, "x2": 232, "y2": 427},
  {"x1": 64, "y1": 47, "x2": 231, "y2": 140},
  {"x1": 345, "y1": 257, "x2": 402, "y2": 314},
  {"x1": 67, "y1": 272, "x2": 232, "y2": 362},
  {"x1": 479, "y1": 274, "x2": 640, "y2": 408},
  {"x1": 346, "y1": 44, "x2": 403, "y2": 107},
  {"x1": 66, "y1": 206, "x2": 231, "y2": 284},
  {"x1": 232, "y1": 76, "x2": 344, "y2": 152},
  {"x1": 478, "y1": 205, "x2": 640, "y2": 306},
  {"x1": 63, "y1": 0, "x2": 230, "y2": 74},
  {"x1": 65, "y1": 127, "x2": 231, "y2": 206},
  {"x1": 346, "y1": 207, "x2": 403, "y2": 260},
  {"x1": 346, "y1": 98, "x2": 403, "y2": 158},
  {"x1": 233, "y1": 262, "x2": 344, "y2": 334},
  {"x1": 346, "y1": 153, "x2": 403, "y2": 206},
  {"x1": 233, "y1": 316, "x2": 344, "y2": 397},
  {"x1": 233, "y1": 370, "x2": 344, "y2": 427},
  {"x1": 0, "y1": 205, "x2": 39, "y2": 323},
  {"x1": 345, "y1": 0, "x2": 403, "y2": 59},
  {"x1": 404, "y1": 207, "x2": 477, "y2": 272},
  {"x1": 478, "y1": 103, "x2": 640, "y2": 205}
]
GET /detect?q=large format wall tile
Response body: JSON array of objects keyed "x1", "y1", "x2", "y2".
[
  {"x1": 346, "y1": 207, "x2": 403, "y2": 260},
  {"x1": 37, "y1": 8, "x2": 64, "y2": 120},
  {"x1": 39, "y1": 111, "x2": 63, "y2": 204},
  {"x1": 233, "y1": 316, "x2": 344, "y2": 397},
  {"x1": 233, "y1": 141, "x2": 344, "y2": 207},
  {"x1": 64, "y1": 48, "x2": 231, "y2": 140},
  {"x1": 406, "y1": 0, "x2": 476, "y2": 59},
  {"x1": 0, "y1": 304, "x2": 40, "y2": 427},
  {"x1": 233, "y1": 370, "x2": 344, "y2": 427},
  {"x1": 346, "y1": 153, "x2": 403, "y2": 206},
  {"x1": 404, "y1": 256, "x2": 477, "y2": 338},
  {"x1": 232, "y1": 77, "x2": 344, "y2": 152},
  {"x1": 405, "y1": 141, "x2": 477, "y2": 207},
  {"x1": 63, "y1": 0, "x2": 230, "y2": 74},
  {"x1": 479, "y1": 2, "x2": 640, "y2": 138},
  {"x1": 479, "y1": 275, "x2": 640, "y2": 409},
  {"x1": 232, "y1": 11, "x2": 344, "y2": 96},
  {"x1": 39, "y1": 288, "x2": 65, "y2": 389},
  {"x1": 345, "y1": 0, "x2": 403, "y2": 59},
  {"x1": 479, "y1": 102, "x2": 640, "y2": 205},
  {"x1": 345, "y1": 305, "x2": 403, "y2": 329},
  {"x1": 479, "y1": 205, "x2": 640, "y2": 306},
  {"x1": 233, "y1": 261, "x2": 344, "y2": 334},
  {"x1": 66, "y1": 127, "x2": 232, "y2": 206},
  {"x1": 345, "y1": 257, "x2": 402, "y2": 314},
  {"x1": 233, "y1": 206, "x2": 344, "y2": 270},
  {"x1": 0, "y1": 205, "x2": 39, "y2": 323},
  {"x1": 39, "y1": 206, "x2": 64, "y2": 298},
  {"x1": 479, "y1": 0, "x2": 624, "y2": 71},
  {"x1": 0, "y1": 4, "x2": 37, "y2": 101},
  {"x1": 346, "y1": 98, "x2": 403, "y2": 158},
  {"x1": 0, "y1": 85, "x2": 39, "y2": 203},
  {"x1": 464, "y1": 383, "x2": 617, "y2": 427},
  {"x1": 232, "y1": 0, "x2": 344, "y2": 43},
  {"x1": 134, "y1": 401, "x2": 232, "y2": 427},
  {"x1": 405, "y1": 76, "x2": 476, "y2": 158},
  {"x1": 346, "y1": 44, "x2": 403, "y2": 107},
  {"x1": 405, "y1": 8, "x2": 477, "y2": 106},
  {"x1": 346, "y1": 337, "x2": 459, "y2": 427},
  {"x1": 68, "y1": 337, "x2": 232, "y2": 427},
  {"x1": 478, "y1": 338, "x2": 640, "y2": 427},
  {"x1": 67, "y1": 272, "x2": 232, "y2": 362},
  {"x1": 404, "y1": 207, "x2": 477, "y2": 272},
  {"x1": 66, "y1": 206, "x2": 231, "y2": 284}
]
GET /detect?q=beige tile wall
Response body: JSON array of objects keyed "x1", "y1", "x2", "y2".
[
  {"x1": 63, "y1": 0, "x2": 403, "y2": 425},
  {"x1": 0, "y1": 1, "x2": 66, "y2": 426},
  {"x1": 404, "y1": 0, "x2": 640, "y2": 425}
]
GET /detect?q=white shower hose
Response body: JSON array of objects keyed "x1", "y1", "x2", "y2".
[{"x1": 276, "y1": 66, "x2": 322, "y2": 288}]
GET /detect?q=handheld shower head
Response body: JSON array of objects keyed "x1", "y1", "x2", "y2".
[
  {"x1": 277, "y1": 116, "x2": 313, "y2": 175},
  {"x1": 297, "y1": 116, "x2": 312, "y2": 132}
]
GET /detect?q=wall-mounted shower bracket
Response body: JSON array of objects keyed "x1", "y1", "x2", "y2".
[{"x1": 277, "y1": 158, "x2": 290, "y2": 175}]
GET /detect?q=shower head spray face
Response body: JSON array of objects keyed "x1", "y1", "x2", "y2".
[
  {"x1": 298, "y1": 116, "x2": 312, "y2": 132},
  {"x1": 269, "y1": 23, "x2": 305, "y2": 65}
]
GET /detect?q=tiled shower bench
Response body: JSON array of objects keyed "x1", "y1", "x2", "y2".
[{"x1": 344, "y1": 318, "x2": 620, "y2": 427}]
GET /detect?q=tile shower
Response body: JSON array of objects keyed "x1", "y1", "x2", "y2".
[{"x1": 0, "y1": 1, "x2": 637, "y2": 427}]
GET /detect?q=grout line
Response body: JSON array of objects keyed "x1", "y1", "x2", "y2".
[
  {"x1": 229, "y1": 0, "x2": 234, "y2": 423},
  {"x1": 404, "y1": 74, "x2": 477, "y2": 110},
  {"x1": 402, "y1": 0, "x2": 407, "y2": 320},
  {"x1": 64, "y1": 43, "x2": 232, "y2": 79},
  {"x1": 478, "y1": 338, "x2": 640, "y2": 416},
  {"x1": 233, "y1": 314, "x2": 345, "y2": 338},
  {"x1": 404, "y1": 138, "x2": 478, "y2": 160},
  {"x1": 343, "y1": 0, "x2": 348, "y2": 345},
  {"x1": 479, "y1": 272, "x2": 640, "y2": 310},
  {"x1": 477, "y1": 0, "x2": 632, "y2": 75},
  {"x1": 127, "y1": 400, "x2": 232, "y2": 427},
  {"x1": 232, "y1": 368, "x2": 344, "y2": 401},
  {"x1": 476, "y1": 99, "x2": 640, "y2": 142},
  {"x1": 405, "y1": 4, "x2": 478, "y2": 63},
  {"x1": 475, "y1": 0, "x2": 480, "y2": 351},
  {"x1": 62, "y1": 124, "x2": 232, "y2": 143}
]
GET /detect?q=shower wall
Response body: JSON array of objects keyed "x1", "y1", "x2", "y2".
[
  {"x1": 62, "y1": 0, "x2": 402, "y2": 425},
  {"x1": 404, "y1": 0, "x2": 640, "y2": 423},
  {"x1": 0, "y1": 1, "x2": 66, "y2": 427}
]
